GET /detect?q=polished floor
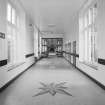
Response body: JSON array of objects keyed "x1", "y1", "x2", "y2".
[{"x1": 0, "y1": 56, "x2": 105, "y2": 105}]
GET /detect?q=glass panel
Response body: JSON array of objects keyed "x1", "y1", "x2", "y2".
[
  {"x1": 17, "y1": 16, "x2": 19, "y2": 27},
  {"x1": 7, "y1": 25, "x2": 12, "y2": 40},
  {"x1": 89, "y1": 8, "x2": 92, "y2": 25},
  {"x1": 84, "y1": 30, "x2": 88, "y2": 61},
  {"x1": 84, "y1": 14, "x2": 88, "y2": 28},
  {"x1": 88, "y1": 27, "x2": 92, "y2": 62},
  {"x1": 92, "y1": 4, "x2": 97, "y2": 23},
  {"x1": 7, "y1": 4, "x2": 12, "y2": 22},
  {"x1": 12, "y1": 8, "x2": 16, "y2": 25},
  {"x1": 7, "y1": 25, "x2": 12, "y2": 63}
]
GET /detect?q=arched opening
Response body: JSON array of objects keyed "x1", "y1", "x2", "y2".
[{"x1": 49, "y1": 47, "x2": 55, "y2": 52}]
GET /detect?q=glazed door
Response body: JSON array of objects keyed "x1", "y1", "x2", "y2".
[
  {"x1": 69, "y1": 43, "x2": 71, "y2": 63},
  {"x1": 73, "y1": 41, "x2": 76, "y2": 67},
  {"x1": 56, "y1": 39, "x2": 63, "y2": 57},
  {"x1": 41, "y1": 38, "x2": 48, "y2": 57}
]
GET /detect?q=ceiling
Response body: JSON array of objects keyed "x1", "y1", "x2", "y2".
[{"x1": 20, "y1": 0, "x2": 87, "y2": 34}]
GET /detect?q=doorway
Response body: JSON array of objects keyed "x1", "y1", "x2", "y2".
[
  {"x1": 49, "y1": 46, "x2": 55, "y2": 53},
  {"x1": 41, "y1": 38, "x2": 63, "y2": 57}
]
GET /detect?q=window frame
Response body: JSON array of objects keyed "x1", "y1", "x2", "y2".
[
  {"x1": 79, "y1": 2, "x2": 98, "y2": 68},
  {"x1": 7, "y1": 2, "x2": 19, "y2": 64}
]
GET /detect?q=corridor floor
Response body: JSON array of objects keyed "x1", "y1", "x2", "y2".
[{"x1": 0, "y1": 57, "x2": 105, "y2": 105}]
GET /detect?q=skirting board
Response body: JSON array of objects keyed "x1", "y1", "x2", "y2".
[
  {"x1": 25, "y1": 53, "x2": 34, "y2": 58},
  {"x1": 76, "y1": 67, "x2": 105, "y2": 90},
  {"x1": 63, "y1": 56, "x2": 105, "y2": 90}
]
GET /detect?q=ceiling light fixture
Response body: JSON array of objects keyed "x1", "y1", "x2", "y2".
[{"x1": 48, "y1": 24, "x2": 56, "y2": 27}]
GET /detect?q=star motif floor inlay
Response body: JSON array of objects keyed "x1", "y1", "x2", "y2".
[{"x1": 33, "y1": 82, "x2": 73, "y2": 97}]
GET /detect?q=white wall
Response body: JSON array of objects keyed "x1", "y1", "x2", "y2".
[
  {"x1": 0, "y1": 0, "x2": 7, "y2": 60},
  {"x1": 64, "y1": 0, "x2": 105, "y2": 86},
  {"x1": 64, "y1": 14, "x2": 79, "y2": 54},
  {"x1": 34, "y1": 27, "x2": 39, "y2": 57},
  {"x1": 16, "y1": 3, "x2": 26, "y2": 63},
  {"x1": 25, "y1": 15, "x2": 34, "y2": 55},
  {"x1": 97, "y1": 0, "x2": 105, "y2": 59}
]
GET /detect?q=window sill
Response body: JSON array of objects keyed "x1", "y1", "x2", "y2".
[
  {"x1": 80, "y1": 61, "x2": 98, "y2": 70},
  {"x1": 0, "y1": 62, "x2": 25, "y2": 71}
]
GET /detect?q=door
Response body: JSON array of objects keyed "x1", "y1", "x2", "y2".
[
  {"x1": 73, "y1": 41, "x2": 76, "y2": 67},
  {"x1": 69, "y1": 42, "x2": 71, "y2": 63},
  {"x1": 56, "y1": 38, "x2": 63, "y2": 57},
  {"x1": 41, "y1": 38, "x2": 48, "y2": 57}
]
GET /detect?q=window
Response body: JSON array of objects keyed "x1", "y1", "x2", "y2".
[
  {"x1": 7, "y1": 3, "x2": 16, "y2": 25},
  {"x1": 7, "y1": 3, "x2": 12, "y2": 22},
  {"x1": 12, "y1": 8, "x2": 16, "y2": 25},
  {"x1": 7, "y1": 3, "x2": 18, "y2": 64},
  {"x1": 79, "y1": 3, "x2": 97, "y2": 65}
]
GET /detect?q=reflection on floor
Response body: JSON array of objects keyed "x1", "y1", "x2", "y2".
[{"x1": 0, "y1": 57, "x2": 105, "y2": 105}]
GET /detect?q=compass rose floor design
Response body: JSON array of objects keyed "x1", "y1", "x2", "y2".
[
  {"x1": 0, "y1": 57, "x2": 105, "y2": 105},
  {"x1": 33, "y1": 82, "x2": 73, "y2": 97}
]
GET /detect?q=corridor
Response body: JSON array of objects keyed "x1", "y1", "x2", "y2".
[
  {"x1": 0, "y1": 0, "x2": 105, "y2": 104},
  {"x1": 0, "y1": 57, "x2": 105, "y2": 105}
]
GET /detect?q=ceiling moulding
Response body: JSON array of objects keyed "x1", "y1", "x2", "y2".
[{"x1": 41, "y1": 31, "x2": 65, "y2": 35}]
